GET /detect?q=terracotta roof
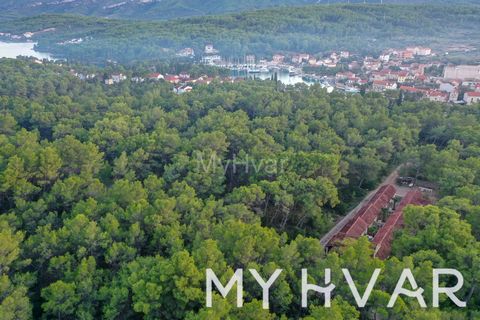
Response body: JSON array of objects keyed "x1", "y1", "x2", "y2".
[
  {"x1": 427, "y1": 90, "x2": 448, "y2": 97},
  {"x1": 466, "y1": 91, "x2": 480, "y2": 97},
  {"x1": 329, "y1": 185, "x2": 396, "y2": 245},
  {"x1": 373, "y1": 189, "x2": 429, "y2": 259},
  {"x1": 400, "y1": 86, "x2": 426, "y2": 93}
]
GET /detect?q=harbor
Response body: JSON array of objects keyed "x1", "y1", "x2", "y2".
[{"x1": 227, "y1": 65, "x2": 334, "y2": 90}]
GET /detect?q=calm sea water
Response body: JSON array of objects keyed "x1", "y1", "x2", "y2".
[{"x1": 0, "y1": 41, "x2": 53, "y2": 60}]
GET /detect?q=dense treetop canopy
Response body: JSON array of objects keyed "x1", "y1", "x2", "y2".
[{"x1": 0, "y1": 59, "x2": 479, "y2": 318}]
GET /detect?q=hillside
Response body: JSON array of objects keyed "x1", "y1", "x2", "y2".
[
  {"x1": 0, "y1": 0, "x2": 479, "y2": 20},
  {"x1": 1, "y1": 4, "x2": 479, "y2": 63}
]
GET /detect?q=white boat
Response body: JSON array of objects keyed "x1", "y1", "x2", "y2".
[
  {"x1": 289, "y1": 66, "x2": 301, "y2": 76},
  {"x1": 345, "y1": 86, "x2": 360, "y2": 94}
]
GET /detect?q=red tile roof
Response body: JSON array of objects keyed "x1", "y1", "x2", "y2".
[
  {"x1": 400, "y1": 86, "x2": 426, "y2": 93},
  {"x1": 329, "y1": 184, "x2": 396, "y2": 245},
  {"x1": 373, "y1": 189, "x2": 428, "y2": 259},
  {"x1": 466, "y1": 91, "x2": 480, "y2": 97},
  {"x1": 427, "y1": 90, "x2": 449, "y2": 98},
  {"x1": 165, "y1": 75, "x2": 179, "y2": 81},
  {"x1": 147, "y1": 73, "x2": 163, "y2": 79}
]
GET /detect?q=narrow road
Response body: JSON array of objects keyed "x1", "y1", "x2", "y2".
[{"x1": 320, "y1": 166, "x2": 402, "y2": 247}]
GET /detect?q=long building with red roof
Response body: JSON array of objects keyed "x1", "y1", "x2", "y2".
[
  {"x1": 373, "y1": 189, "x2": 429, "y2": 259},
  {"x1": 327, "y1": 184, "x2": 396, "y2": 248}
]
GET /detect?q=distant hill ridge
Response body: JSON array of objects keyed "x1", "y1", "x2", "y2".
[
  {"x1": 1, "y1": 0, "x2": 479, "y2": 20},
  {"x1": 1, "y1": 3, "x2": 479, "y2": 64}
]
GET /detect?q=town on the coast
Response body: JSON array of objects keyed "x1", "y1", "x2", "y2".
[
  {"x1": 97, "y1": 43, "x2": 480, "y2": 104},
  {"x1": 2, "y1": 27, "x2": 480, "y2": 103},
  {"x1": 196, "y1": 43, "x2": 480, "y2": 104}
]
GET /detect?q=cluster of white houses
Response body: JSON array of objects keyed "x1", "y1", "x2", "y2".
[
  {"x1": 96, "y1": 63, "x2": 480, "y2": 103},
  {"x1": 196, "y1": 43, "x2": 480, "y2": 105},
  {"x1": 76, "y1": 69, "x2": 243, "y2": 94},
  {"x1": 0, "y1": 28, "x2": 56, "y2": 40},
  {"x1": 395, "y1": 65, "x2": 480, "y2": 105},
  {"x1": 72, "y1": 43, "x2": 480, "y2": 104},
  {"x1": 336, "y1": 48, "x2": 480, "y2": 105}
]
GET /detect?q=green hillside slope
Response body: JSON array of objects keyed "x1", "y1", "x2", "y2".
[
  {"x1": 0, "y1": 0, "x2": 478, "y2": 20},
  {"x1": 1, "y1": 4, "x2": 479, "y2": 63}
]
